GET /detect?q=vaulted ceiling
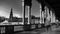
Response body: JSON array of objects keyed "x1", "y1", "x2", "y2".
[{"x1": 45, "y1": 0, "x2": 60, "y2": 18}]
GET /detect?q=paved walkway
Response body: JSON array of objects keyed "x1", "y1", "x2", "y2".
[
  {"x1": 14, "y1": 28, "x2": 46, "y2": 34},
  {"x1": 14, "y1": 25, "x2": 60, "y2": 34},
  {"x1": 41, "y1": 26, "x2": 60, "y2": 34}
]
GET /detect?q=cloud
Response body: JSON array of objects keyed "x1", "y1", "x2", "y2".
[
  {"x1": 13, "y1": 13, "x2": 21, "y2": 18},
  {"x1": 0, "y1": 10, "x2": 9, "y2": 18}
]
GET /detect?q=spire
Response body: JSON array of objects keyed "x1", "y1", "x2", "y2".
[
  {"x1": 9, "y1": 8, "x2": 13, "y2": 22},
  {"x1": 10, "y1": 8, "x2": 13, "y2": 19}
]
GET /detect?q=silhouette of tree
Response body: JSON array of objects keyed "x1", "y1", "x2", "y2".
[{"x1": 0, "y1": 17, "x2": 5, "y2": 22}]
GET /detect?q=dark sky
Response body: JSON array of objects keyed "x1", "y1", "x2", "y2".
[{"x1": 0, "y1": 0, "x2": 40, "y2": 18}]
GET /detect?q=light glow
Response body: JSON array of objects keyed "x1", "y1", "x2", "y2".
[{"x1": 13, "y1": 14, "x2": 21, "y2": 18}]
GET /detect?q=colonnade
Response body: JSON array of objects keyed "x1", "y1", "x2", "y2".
[{"x1": 22, "y1": 0, "x2": 56, "y2": 25}]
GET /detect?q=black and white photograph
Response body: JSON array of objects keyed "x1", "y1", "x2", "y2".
[{"x1": 0, "y1": 0, "x2": 60, "y2": 34}]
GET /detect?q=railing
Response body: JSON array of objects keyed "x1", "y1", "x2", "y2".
[{"x1": 0, "y1": 22, "x2": 42, "y2": 34}]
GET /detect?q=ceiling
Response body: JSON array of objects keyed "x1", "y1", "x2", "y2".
[{"x1": 45, "y1": 0, "x2": 60, "y2": 18}]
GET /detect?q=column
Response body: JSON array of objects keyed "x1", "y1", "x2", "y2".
[
  {"x1": 52, "y1": 13, "x2": 56, "y2": 23},
  {"x1": 42, "y1": 11, "x2": 44, "y2": 23},
  {"x1": 40, "y1": 3, "x2": 42, "y2": 24},
  {"x1": 44, "y1": 6, "x2": 47, "y2": 21},
  {"x1": 28, "y1": 6, "x2": 31, "y2": 24},
  {"x1": 47, "y1": 8, "x2": 50, "y2": 25},
  {"x1": 47, "y1": 8, "x2": 50, "y2": 20},
  {"x1": 50, "y1": 10, "x2": 52, "y2": 23},
  {"x1": 22, "y1": 0, "x2": 25, "y2": 25}
]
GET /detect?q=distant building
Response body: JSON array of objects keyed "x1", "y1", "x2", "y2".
[
  {"x1": 9, "y1": 8, "x2": 13, "y2": 22},
  {"x1": 31, "y1": 15, "x2": 40, "y2": 24},
  {"x1": 31, "y1": 17, "x2": 40, "y2": 24}
]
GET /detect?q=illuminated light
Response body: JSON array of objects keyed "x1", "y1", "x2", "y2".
[
  {"x1": 56, "y1": 19, "x2": 59, "y2": 22},
  {"x1": 19, "y1": 22, "x2": 24, "y2": 25}
]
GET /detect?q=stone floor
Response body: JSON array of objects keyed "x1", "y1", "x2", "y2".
[{"x1": 14, "y1": 25, "x2": 60, "y2": 34}]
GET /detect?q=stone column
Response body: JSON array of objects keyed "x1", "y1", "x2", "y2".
[
  {"x1": 23, "y1": 0, "x2": 32, "y2": 31},
  {"x1": 40, "y1": 3, "x2": 42, "y2": 24},
  {"x1": 24, "y1": 5, "x2": 31, "y2": 31},
  {"x1": 46, "y1": 8, "x2": 50, "y2": 25},
  {"x1": 22, "y1": 0, "x2": 25, "y2": 25},
  {"x1": 42, "y1": 11, "x2": 44, "y2": 23},
  {"x1": 28, "y1": 6, "x2": 31, "y2": 24},
  {"x1": 50, "y1": 10, "x2": 53, "y2": 23}
]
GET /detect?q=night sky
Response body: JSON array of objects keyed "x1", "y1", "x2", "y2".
[{"x1": 0, "y1": 0, "x2": 40, "y2": 18}]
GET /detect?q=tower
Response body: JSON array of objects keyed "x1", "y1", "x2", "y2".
[{"x1": 9, "y1": 8, "x2": 13, "y2": 22}]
